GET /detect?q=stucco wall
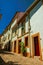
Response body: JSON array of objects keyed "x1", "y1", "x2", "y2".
[
  {"x1": 11, "y1": 19, "x2": 17, "y2": 28},
  {"x1": 18, "y1": 23, "x2": 22, "y2": 36},
  {"x1": 25, "y1": 16, "x2": 29, "y2": 33},
  {"x1": 12, "y1": 35, "x2": 17, "y2": 42},
  {"x1": 30, "y1": 1, "x2": 43, "y2": 49},
  {"x1": 30, "y1": 1, "x2": 43, "y2": 57}
]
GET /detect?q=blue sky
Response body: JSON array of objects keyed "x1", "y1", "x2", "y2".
[{"x1": 0, "y1": 0, "x2": 34, "y2": 34}]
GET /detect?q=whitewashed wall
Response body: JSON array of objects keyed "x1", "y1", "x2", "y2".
[
  {"x1": 30, "y1": 1, "x2": 43, "y2": 49},
  {"x1": 22, "y1": 36, "x2": 24, "y2": 43},
  {"x1": 18, "y1": 23, "x2": 22, "y2": 36},
  {"x1": 11, "y1": 19, "x2": 17, "y2": 28},
  {"x1": 11, "y1": 35, "x2": 17, "y2": 42},
  {"x1": 25, "y1": 16, "x2": 29, "y2": 33},
  {"x1": 30, "y1": 1, "x2": 43, "y2": 57},
  {"x1": 22, "y1": 34, "x2": 29, "y2": 43},
  {"x1": 9, "y1": 29, "x2": 12, "y2": 40}
]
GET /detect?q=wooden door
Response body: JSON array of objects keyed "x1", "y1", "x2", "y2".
[
  {"x1": 25, "y1": 37, "x2": 28, "y2": 47},
  {"x1": 18, "y1": 40, "x2": 21, "y2": 53},
  {"x1": 14, "y1": 41, "x2": 16, "y2": 52},
  {"x1": 34, "y1": 36, "x2": 40, "y2": 56}
]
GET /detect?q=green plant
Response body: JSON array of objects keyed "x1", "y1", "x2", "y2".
[{"x1": 19, "y1": 42, "x2": 26, "y2": 53}]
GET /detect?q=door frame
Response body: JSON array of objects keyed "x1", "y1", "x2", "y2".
[
  {"x1": 32, "y1": 32, "x2": 42, "y2": 59},
  {"x1": 18, "y1": 38, "x2": 21, "y2": 54},
  {"x1": 24, "y1": 36, "x2": 28, "y2": 47},
  {"x1": 24, "y1": 35, "x2": 30, "y2": 57},
  {"x1": 14, "y1": 40, "x2": 16, "y2": 53}
]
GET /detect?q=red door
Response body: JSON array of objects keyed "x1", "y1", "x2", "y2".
[
  {"x1": 25, "y1": 37, "x2": 28, "y2": 47},
  {"x1": 18, "y1": 40, "x2": 21, "y2": 53},
  {"x1": 34, "y1": 36, "x2": 40, "y2": 56},
  {"x1": 14, "y1": 41, "x2": 16, "y2": 52}
]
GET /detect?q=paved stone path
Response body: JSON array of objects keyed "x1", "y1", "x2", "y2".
[{"x1": 0, "y1": 51, "x2": 43, "y2": 65}]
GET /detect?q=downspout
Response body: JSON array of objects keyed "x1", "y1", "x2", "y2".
[{"x1": 28, "y1": 14, "x2": 31, "y2": 57}]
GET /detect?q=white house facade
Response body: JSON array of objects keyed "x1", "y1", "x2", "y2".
[{"x1": 1, "y1": 0, "x2": 43, "y2": 60}]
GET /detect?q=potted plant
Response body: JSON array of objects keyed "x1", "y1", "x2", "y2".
[{"x1": 19, "y1": 42, "x2": 27, "y2": 56}]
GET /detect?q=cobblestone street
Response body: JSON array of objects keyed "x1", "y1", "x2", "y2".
[{"x1": 0, "y1": 51, "x2": 43, "y2": 65}]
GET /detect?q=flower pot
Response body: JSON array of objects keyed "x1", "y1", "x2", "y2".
[{"x1": 23, "y1": 51, "x2": 27, "y2": 57}]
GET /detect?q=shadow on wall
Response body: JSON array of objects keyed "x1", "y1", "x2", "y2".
[
  {"x1": 30, "y1": 1, "x2": 42, "y2": 18},
  {"x1": 0, "y1": 56, "x2": 21, "y2": 65}
]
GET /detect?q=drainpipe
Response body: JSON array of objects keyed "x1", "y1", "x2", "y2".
[{"x1": 28, "y1": 14, "x2": 31, "y2": 57}]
